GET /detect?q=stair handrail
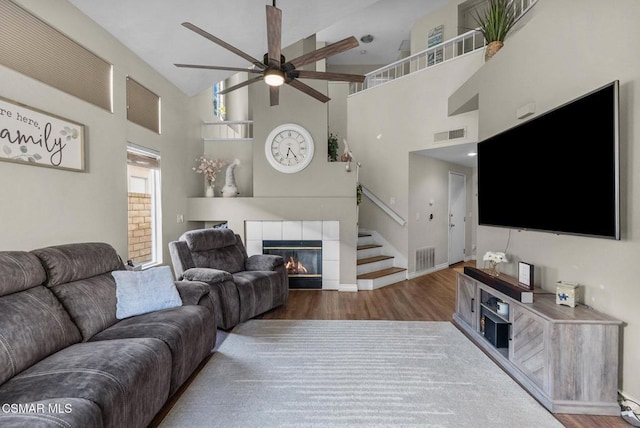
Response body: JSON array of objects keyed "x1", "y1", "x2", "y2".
[{"x1": 361, "y1": 185, "x2": 406, "y2": 227}]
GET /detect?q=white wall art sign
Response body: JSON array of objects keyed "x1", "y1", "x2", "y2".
[{"x1": 0, "y1": 97, "x2": 85, "y2": 172}]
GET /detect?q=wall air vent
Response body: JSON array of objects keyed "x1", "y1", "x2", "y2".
[
  {"x1": 433, "y1": 127, "x2": 466, "y2": 143},
  {"x1": 416, "y1": 247, "x2": 435, "y2": 271}
]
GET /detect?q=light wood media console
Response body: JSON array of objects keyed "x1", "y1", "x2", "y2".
[{"x1": 453, "y1": 267, "x2": 622, "y2": 415}]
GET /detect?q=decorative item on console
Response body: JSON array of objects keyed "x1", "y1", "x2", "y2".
[
  {"x1": 221, "y1": 158, "x2": 241, "y2": 197},
  {"x1": 483, "y1": 251, "x2": 508, "y2": 277},
  {"x1": 517, "y1": 261, "x2": 534, "y2": 290},
  {"x1": 556, "y1": 281, "x2": 580, "y2": 307},
  {"x1": 193, "y1": 155, "x2": 227, "y2": 197},
  {"x1": 497, "y1": 300, "x2": 509, "y2": 316}
]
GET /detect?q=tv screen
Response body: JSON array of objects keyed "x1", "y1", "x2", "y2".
[{"x1": 477, "y1": 81, "x2": 620, "y2": 239}]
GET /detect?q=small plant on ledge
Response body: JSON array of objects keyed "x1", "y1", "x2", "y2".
[
  {"x1": 474, "y1": 0, "x2": 517, "y2": 61},
  {"x1": 328, "y1": 133, "x2": 339, "y2": 162}
]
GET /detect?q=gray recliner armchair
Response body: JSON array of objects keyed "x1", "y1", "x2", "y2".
[{"x1": 169, "y1": 228, "x2": 288, "y2": 330}]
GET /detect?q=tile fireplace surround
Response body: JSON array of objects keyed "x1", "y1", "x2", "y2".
[
  {"x1": 187, "y1": 197, "x2": 358, "y2": 290},
  {"x1": 245, "y1": 221, "x2": 340, "y2": 290}
]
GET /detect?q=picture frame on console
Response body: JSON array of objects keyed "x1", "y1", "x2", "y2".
[{"x1": 517, "y1": 262, "x2": 534, "y2": 290}]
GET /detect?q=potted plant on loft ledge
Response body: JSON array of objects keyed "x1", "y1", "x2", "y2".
[
  {"x1": 475, "y1": 0, "x2": 517, "y2": 61},
  {"x1": 328, "y1": 133, "x2": 339, "y2": 162}
]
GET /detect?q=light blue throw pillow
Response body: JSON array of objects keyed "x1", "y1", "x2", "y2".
[{"x1": 112, "y1": 265, "x2": 182, "y2": 319}]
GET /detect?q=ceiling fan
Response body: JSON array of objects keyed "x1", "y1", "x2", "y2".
[{"x1": 175, "y1": 1, "x2": 366, "y2": 106}]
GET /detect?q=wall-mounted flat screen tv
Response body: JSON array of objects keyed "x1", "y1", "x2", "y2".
[{"x1": 477, "y1": 80, "x2": 620, "y2": 239}]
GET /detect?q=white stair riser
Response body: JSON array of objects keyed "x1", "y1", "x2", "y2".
[
  {"x1": 357, "y1": 258, "x2": 395, "y2": 275},
  {"x1": 357, "y1": 270, "x2": 407, "y2": 290},
  {"x1": 357, "y1": 235, "x2": 375, "y2": 246},
  {"x1": 357, "y1": 247, "x2": 383, "y2": 259}
]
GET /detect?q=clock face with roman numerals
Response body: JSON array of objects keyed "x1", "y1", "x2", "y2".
[{"x1": 265, "y1": 123, "x2": 315, "y2": 173}]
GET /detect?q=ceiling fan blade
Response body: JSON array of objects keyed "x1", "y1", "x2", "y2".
[
  {"x1": 286, "y1": 36, "x2": 359, "y2": 70},
  {"x1": 287, "y1": 79, "x2": 331, "y2": 103},
  {"x1": 266, "y1": 5, "x2": 282, "y2": 68},
  {"x1": 295, "y1": 70, "x2": 365, "y2": 83},
  {"x1": 270, "y1": 86, "x2": 280, "y2": 106},
  {"x1": 174, "y1": 63, "x2": 261, "y2": 73},
  {"x1": 218, "y1": 76, "x2": 264, "y2": 95},
  {"x1": 181, "y1": 22, "x2": 266, "y2": 69}
]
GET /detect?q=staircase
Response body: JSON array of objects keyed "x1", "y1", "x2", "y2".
[{"x1": 356, "y1": 232, "x2": 407, "y2": 290}]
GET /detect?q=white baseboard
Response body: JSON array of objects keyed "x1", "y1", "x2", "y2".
[
  {"x1": 407, "y1": 262, "x2": 449, "y2": 280},
  {"x1": 338, "y1": 283, "x2": 358, "y2": 292}
]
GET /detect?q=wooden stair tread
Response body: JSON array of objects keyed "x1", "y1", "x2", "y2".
[
  {"x1": 357, "y1": 244, "x2": 382, "y2": 250},
  {"x1": 357, "y1": 267, "x2": 407, "y2": 280},
  {"x1": 357, "y1": 255, "x2": 394, "y2": 265}
]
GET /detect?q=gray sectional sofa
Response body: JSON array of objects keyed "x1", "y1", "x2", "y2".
[
  {"x1": 0, "y1": 242, "x2": 216, "y2": 428},
  {"x1": 169, "y1": 228, "x2": 289, "y2": 330}
]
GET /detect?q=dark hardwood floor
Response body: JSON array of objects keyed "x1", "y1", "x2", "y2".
[{"x1": 152, "y1": 262, "x2": 630, "y2": 427}]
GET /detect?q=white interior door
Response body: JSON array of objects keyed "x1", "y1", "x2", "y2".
[{"x1": 448, "y1": 172, "x2": 466, "y2": 265}]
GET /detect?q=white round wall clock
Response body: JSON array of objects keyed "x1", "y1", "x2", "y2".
[{"x1": 265, "y1": 123, "x2": 315, "y2": 173}]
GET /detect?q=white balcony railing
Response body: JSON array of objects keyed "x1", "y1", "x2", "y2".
[
  {"x1": 203, "y1": 120, "x2": 253, "y2": 141},
  {"x1": 350, "y1": 0, "x2": 537, "y2": 96}
]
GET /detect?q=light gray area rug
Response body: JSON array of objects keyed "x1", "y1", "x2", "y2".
[{"x1": 161, "y1": 320, "x2": 563, "y2": 428}]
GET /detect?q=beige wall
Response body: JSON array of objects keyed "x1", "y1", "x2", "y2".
[
  {"x1": 450, "y1": 0, "x2": 640, "y2": 401},
  {"x1": 347, "y1": 51, "x2": 481, "y2": 264},
  {"x1": 328, "y1": 82, "x2": 349, "y2": 157},
  {"x1": 410, "y1": 0, "x2": 469, "y2": 55},
  {"x1": 408, "y1": 153, "x2": 473, "y2": 273},
  {"x1": 0, "y1": 0, "x2": 202, "y2": 267}
]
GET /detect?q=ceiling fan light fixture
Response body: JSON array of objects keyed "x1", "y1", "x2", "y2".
[
  {"x1": 264, "y1": 69, "x2": 285, "y2": 87},
  {"x1": 360, "y1": 34, "x2": 374, "y2": 43}
]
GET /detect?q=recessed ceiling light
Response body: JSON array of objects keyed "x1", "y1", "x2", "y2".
[
  {"x1": 467, "y1": 152, "x2": 477, "y2": 157},
  {"x1": 360, "y1": 34, "x2": 374, "y2": 43}
]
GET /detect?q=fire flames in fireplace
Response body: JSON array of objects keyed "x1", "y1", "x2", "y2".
[
  {"x1": 286, "y1": 256, "x2": 308, "y2": 275},
  {"x1": 262, "y1": 240, "x2": 322, "y2": 289}
]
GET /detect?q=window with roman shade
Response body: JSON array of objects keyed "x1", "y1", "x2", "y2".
[
  {"x1": 126, "y1": 77, "x2": 161, "y2": 134},
  {"x1": 0, "y1": 0, "x2": 113, "y2": 111}
]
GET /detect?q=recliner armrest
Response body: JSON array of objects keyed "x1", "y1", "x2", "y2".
[
  {"x1": 246, "y1": 254, "x2": 284, "y2": 272},
  {"x1": 174, "y1": 280, "x2": 209, "y2": 305},
  {"x1": 182, "y1": 267, "x2": 233, "y2": 284}
]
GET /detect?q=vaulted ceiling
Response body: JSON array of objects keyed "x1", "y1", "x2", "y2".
[{"x1": 68, "y1": 0, "x2": 445, "y2": 96}]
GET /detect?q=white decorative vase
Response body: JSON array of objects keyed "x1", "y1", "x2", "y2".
[{"x1": 205, "y1": 185, "x2": 214, "y2": 197}]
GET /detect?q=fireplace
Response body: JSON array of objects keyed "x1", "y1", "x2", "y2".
[{"x1": 263, "y1": 240, "x2": 322, "y2": 289}]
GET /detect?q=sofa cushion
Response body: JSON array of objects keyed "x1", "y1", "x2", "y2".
[
  {"x1": 0, "y1": 398, "x2": 103, "y2": 428},
  {"x1": 90, "y1": 305, "x2": 215, "y2": 395},
  {"x1": 245, "y1": 254, "x2": 285, "y2": 271},
  {"x1": 233, "y1": 270, "x2": 286, "y2": 322},
  {"x1": 0, "y1": 338, "x2": 171, "y2": 428},
  {"x1": 202, "y1": 279, "x2": 242, "y2": 330},
  {"x1": 112, "y1": 266, "x2": 182, "y2": 319},
  {"x1": 182, "y1": 267, "x2": 233, "y2": 284},
  {"x1": 0, "y1": 286, "x2": 81, "y2": 385},
  {"x1": 181, "y1": 229, "x2": 246, "y2": 273},
  {"x1": 32, "y1": 243, "x2": 124, "y2": 287},
  {"x1": 0, "y1": 252, "x2": 46, "y2": 297},
  {"x1": 174, "y1": 280, "x2": 210, "y2": 306},
  {"x1": 181, "y1": 228, "x2": 237, "y2": 251},
  {"x1": 46, "y1": 273, "x2": 120, "y2": 341}
]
